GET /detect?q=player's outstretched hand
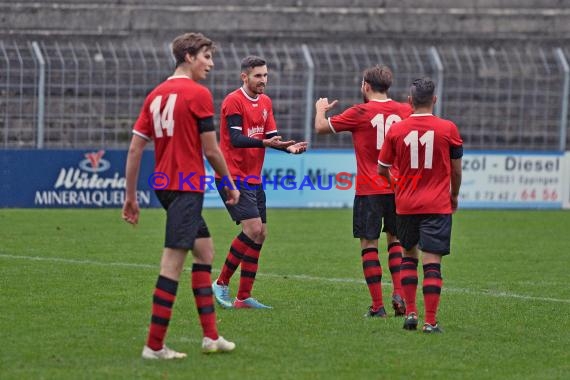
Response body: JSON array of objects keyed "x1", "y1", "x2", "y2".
[
  {"x1": 122, "y1": 199, "x2": 140, "y2": 225},
  {"x1": 263, "y1": 135, "x2": 296, "y2": 149},
  {"x1": 225, "y1": 188, "x2": 240, "y2": 206},
  {"x1": 287, "y1": 141, "x2": 308, "y2": 154}
]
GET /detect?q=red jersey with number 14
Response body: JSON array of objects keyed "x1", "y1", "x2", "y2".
[
  {"x1": 133, "y1": 76, "x2": 214, "y2": 192},
  {"x1": 218, "y1": 87, "x2": 277, "y2": 183},
  {"x1": 329, "y1": 99, "x2": 412, "y2": 195},
  {"x1": 378, "y1": 114, "x2": 463, "y2": 214}
]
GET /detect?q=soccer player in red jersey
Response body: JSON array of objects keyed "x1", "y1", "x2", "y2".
[
  {"x1": 314, "y1": 65, "x2": 412, "y2": 318},
  {"x1": 122, "y1": 32, "x2": 240, "y2": 359},
  {"x1": 378, "y1": 77, "x2": 463, "y2": 333},
  {"x1": 212, "y1": 56, "x2": 308, "y2": 309}
]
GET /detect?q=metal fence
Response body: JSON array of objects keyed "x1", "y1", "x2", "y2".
[{"x1": 1, "y1": 40, "x2": 569, "y2": 151}]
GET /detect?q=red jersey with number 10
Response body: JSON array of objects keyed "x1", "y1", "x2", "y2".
[
  {"x1": 218, "y1": 87, "x2": 277, "y2": 183},
  {"x1": 133, "y1": 76, "x2": 214, "y2": 192},
  {"x1": 329, "y1": 99, "x2": 412, "y2": 195},
  {"x1": 378, "y1": 114, "x2": 463, "y2": 214}
]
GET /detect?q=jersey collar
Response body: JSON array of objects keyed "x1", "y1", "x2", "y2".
[
  {"x1": 240, "y1": 86, "x2": 259, "y2": 102},
  {"x1": 167, "y1": 75, "x2": 192, "y2": 80}
]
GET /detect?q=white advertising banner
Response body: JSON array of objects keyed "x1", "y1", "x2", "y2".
[{"x1": 459, "y1": 152, "x2": 564, "y2": 209}]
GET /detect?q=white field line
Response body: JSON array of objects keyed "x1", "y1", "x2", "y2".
[{"x1": 2, "y1": 253, "x2": 569, "y2": 304}]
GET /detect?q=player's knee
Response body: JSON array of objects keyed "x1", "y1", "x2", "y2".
[
  {"x1": 258, "y1": 228, "x2": 268, "y2": 243},
  {"x1": 243, "y1": 223, "x2": 263, "y2": 241}
]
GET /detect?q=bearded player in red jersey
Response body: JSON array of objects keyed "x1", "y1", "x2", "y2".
[
  {"x1": 378, "y1": 77, "x2": 463, "y2": 333},
  {"x1": 314, "y1": 65, "x2": 412, "y2": 318},
  {"x1": 122, "y1": 32, "x2": 240, "y2": 359},
  {"x1": 212, "y1": 56, "x2": 308, "y2": 309}
]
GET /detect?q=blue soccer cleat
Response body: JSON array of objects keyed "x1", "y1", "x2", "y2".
[
  {"x1": 212, "y1": 281, "x2": 233, "y2": 309},
  {"x1": 233, "y1": 297, "x2": 272, "y2": 309}
]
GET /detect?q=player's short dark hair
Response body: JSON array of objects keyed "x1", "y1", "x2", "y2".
[
  {"x1": 363, "y1": 65, "x2": 393, "y2": 93},
  {"x1": 171, "y1": 32, "x2": 215, "y2": 67},
  {"x1": 410, "y1": 77, "x2": 435, "y2": 108},
  {"x1": 241, "y1": 56, "x2": 266, "y2": 73}
]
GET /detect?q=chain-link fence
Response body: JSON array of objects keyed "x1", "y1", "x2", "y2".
[{"x1": 1, "y1": 40, "x2": 569, "y2": 151}]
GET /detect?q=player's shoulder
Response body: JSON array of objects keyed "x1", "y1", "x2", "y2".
[
  {"x1": 227, "y1": 88, "x2": 247, "y2": 100},
  {"x1": 222, "y1": 88, "x2": 242, "y2": 105},
  {"x1": 345, "y1": 102, "x2": 369, "y2": 116},
  {"x1": 259, "y1": 93, "x2": 273, "y2": 105},
  {"x1": 397, "y1": 101, "x2": 413, "y2": 115},
  {"x1": 191, "y1": 81, "x2": 212, "y2": 96},
  {"x1": 435, "y1": 116, "x2": 458, "y2": 130}
]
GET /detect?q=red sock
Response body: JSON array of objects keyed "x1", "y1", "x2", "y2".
[
  {"x1": 236, "y1": 241, "x2": 262, "y2": 300},
  {"x1": 400, "y1": 257, "x2": 419, "y2": 315},
  {"x1": 387, "y1": 242, "x2": 403, "y2": 296},
  {"x1": 147, "y1": 275, "x2": 178, "y2": 350},
  {"x1": 217, "y1": 232, "x2": 249, "y2": 285},
  {"x1": 423, "y1": 263, "x2": 443, "y2": 325},
  {"x1": 361, "y1": 248, "x2": 383, "y2": 310},
  {"x1": 192, "y1": 264, "x2": 218, "y2": 340}
]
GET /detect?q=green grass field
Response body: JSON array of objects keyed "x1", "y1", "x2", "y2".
[{"x1": 1, "y1": 209, "x2": 569, "y2": 379}]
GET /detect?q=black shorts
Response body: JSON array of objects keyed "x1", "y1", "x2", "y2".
[
  {"x1": 353, "y1": 194, "x2": 397, "y2": 240},
  {"x1": 155, "y1": 190, "x2": 211, "y2": 250},
  {"x1": 215, "y1": 179, "x2": 267, "y2": 224},
  {"x1": 396, "y1": 214, "x2": 452, "y2": 255}
]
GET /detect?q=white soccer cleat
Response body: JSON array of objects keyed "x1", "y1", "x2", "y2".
[
  {"x1": 201, "y1": 336, "x2": 236, "y2": 353},
  {"x1": 141, "y1": 345, "x2": 187, "y2": 360}
]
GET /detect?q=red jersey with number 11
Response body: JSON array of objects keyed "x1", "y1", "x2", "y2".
[{"x1": 378, "y1": 114, "x2": 463, "y2": 214}]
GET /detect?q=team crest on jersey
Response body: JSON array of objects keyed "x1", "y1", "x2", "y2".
[{"x1": 262, "y1": 108, "x2": 268, "y2": 122}]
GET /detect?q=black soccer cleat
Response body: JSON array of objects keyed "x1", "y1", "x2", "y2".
[
  {"x1": 422, "y1": 323, "x2": 443, "y2": 334},
  {"x1": 402, "y1": 312, "x2": 418, "y2": 330},
  {"x1": 391, "y1": 294, "x2": 406, "y2": 317},
  {"x1": 364, "y1": 305, "x2": 387, "y2": 318}
]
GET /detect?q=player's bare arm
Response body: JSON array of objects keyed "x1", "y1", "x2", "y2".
[
  {"x1": 377, "y1": 163, "x2": 392, "y2": 186},
  {"x1": 122, "y1": 135, "x2": 147, "y2": 225},
  {"x1": 314, "y1": 97, "x2": 339, "y2": 134},
  {"x1": 450, "y1": 157, "x2": 462, "y2": 212},
  {"x1": 201, "y1": 131, "x2": 240, "y2": 205}
]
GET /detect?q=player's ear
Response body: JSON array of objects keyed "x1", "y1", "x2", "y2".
[
  {"x1": 433, "y1": 95, "x2": 437, "y2": 105},
  {"x1": 407, "y1": 96, "x2": 413, "y2": 107},
  {"x1": 240, "y1": 72, "x2": 247, "y2": 82},
  {"x1": 185, "y1": 53, "x2": 194, "y2": 64}
]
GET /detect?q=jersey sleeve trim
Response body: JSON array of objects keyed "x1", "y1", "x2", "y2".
[
  {"x1": 450, "y1": 145, "x2": 464, "y2": 159},
  {"x1": 198, "y1": 116, "x2": 215, "y2": 133},
  {"x1": 327, "y1": 117, "x2": 337, "y2": 133},
  {"x1": 132, "y1": 130, "x2": 151, "y2": 141},
  {"x1": 378, "y1": 159, "x2": 392, "y2": 167}
]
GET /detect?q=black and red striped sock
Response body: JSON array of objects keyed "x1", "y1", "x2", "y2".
[
  {"x1": 361, "y1": 248, "x2": 383, "y2": 310},
  {"x1": 387, "y1": 242, "x2": 403, "y2": 296},
  {"x1": 192, "y1": 263, "x2": 218, "y2": 340},
  {"x1": 217, "y1": 232, "x2": 249, "y2": 285},
  {"x1": 400, "y1": 257, "x2": 419, "y2": 315},
  {"x1": 236, "y1": 239, "x2": 262, "y2": 300},
  {"x1": 423, "y1": 263, "x2": 443, "y2": 326},
  {"x1": 146, "y1": 275, "x2": 178, "y2": 351}
]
